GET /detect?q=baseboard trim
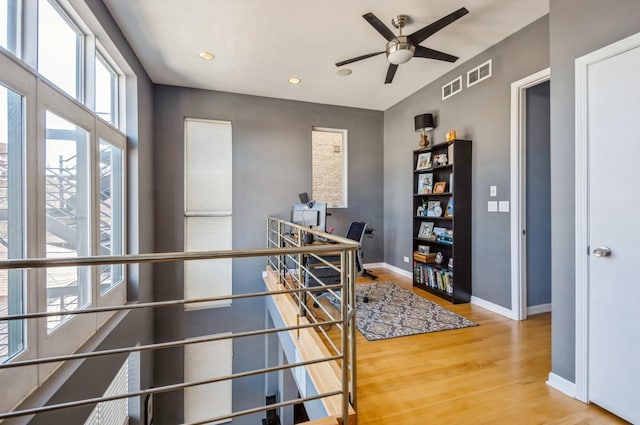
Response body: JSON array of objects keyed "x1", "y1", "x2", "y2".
[
  {"x1": 527, "y1": 303, "x2": 552, "y2": 316},
  {"x1": 372, "y1": 262, "x2": 412, "y2": 278},
  {"x1": 470, "y1": 296, "x2": 516, "y2": 319},
  {"x1": 546, "y1": 372, "x2": 576, "y2": 398}
]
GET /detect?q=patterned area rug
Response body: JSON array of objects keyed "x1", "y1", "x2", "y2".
[{"x1": 332, "y1": 282, "x2": 477, "y2": 341}]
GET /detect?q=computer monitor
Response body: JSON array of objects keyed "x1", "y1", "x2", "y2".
[
  {"x1": 298, "y1": 192, "x2": 311, "y2": 205},
  {"x1": 291, "y1": 202, "x2": 326, "y2": 232}
]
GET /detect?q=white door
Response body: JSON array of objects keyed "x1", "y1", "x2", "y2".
[{"x1": 586, "y1": 42, "x2": 640, "y2": 423}]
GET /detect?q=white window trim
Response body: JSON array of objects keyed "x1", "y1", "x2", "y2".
[
  {"x1": 467, "y1": 59, "x2": 493, "y2": 88},
  {"x1": 311, "y1": 127, "x2": 348, "y2": 208},
  {"x1": 442, "y1": 76, "x2": 462, "y2": 100}
]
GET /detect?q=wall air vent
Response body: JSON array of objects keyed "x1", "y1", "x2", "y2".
[
  {"x1": 442, "y1": 76, "x2": 462, "y2": 100},
  {"x1": 467, "y1": 59, "x2": 492, "y2": 87}
]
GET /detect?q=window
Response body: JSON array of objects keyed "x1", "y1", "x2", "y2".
[
  {"x1": 184, "y1": 336, "x2": 232, "y2": 424},
  {"x1": 0, "y1": 83, "x2": 24, "y2": 363},
  {"x1": 442, "y1": 76, "x2": 462, "y2": 100},
  {"x1": 44, "y1": 110, "x2": 91, "y2": 330},
  {"x1": 38, "y1": 0, "x2": 83, "y2": 100},
  {"x1": 95, "y1": 52, "x2": 118, "y2": 125},
  {"x1": 184, "y1": 119, "x2": 232, "y2": 309},
  {"x1": 98, "y1": 139, "x2": 124, "y2": 295},
  {"x1": 467, "y1": 59, "x2": 492, "y2": 87},
  {"x1": 0, "y1": 0, "x2": 132, "y2": 411},
  {"x1": 312, "y1": 128, "x2": 347, "y2": 208}
]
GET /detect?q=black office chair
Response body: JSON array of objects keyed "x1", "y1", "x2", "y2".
[
  {"x1": 309, "y1": 221, "x2": 376, "y2": 308},
  {"x1": 344, "y1": 222, "x2": 377, "y2": 280}
]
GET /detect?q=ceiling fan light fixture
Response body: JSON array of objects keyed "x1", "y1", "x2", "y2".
[{"x1": 386, "y1": 37, "x2": 415, "y2": 65}]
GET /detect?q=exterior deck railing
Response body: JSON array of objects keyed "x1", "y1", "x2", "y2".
[{"x1": 0, "y1": 217, "x2": 358, "y2": 425}]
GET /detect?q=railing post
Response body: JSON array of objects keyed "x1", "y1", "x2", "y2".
[{"x1": 277, "y1": 219, "x2": 283, "y2": 285}]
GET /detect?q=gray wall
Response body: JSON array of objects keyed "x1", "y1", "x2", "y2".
[
  {"x1": 525, "y1": 81, "x2": 551, "y2": 307},
  {"x1": 549, "y1": 0, "x2": 640, "y2": 382},
  {"x1": 18, "y1": 0, "x2": 156, "y2": 424},
  {"x1": 152, "y1": 86, "x2": 383, "y2": 424},
  {"x1": 384, "y1": 16, "x2": 549, "y2": 309}
]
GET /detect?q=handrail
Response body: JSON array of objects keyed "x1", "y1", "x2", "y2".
[{"x1": 0, "y1": 217, "x2": 358, "y2": 425}]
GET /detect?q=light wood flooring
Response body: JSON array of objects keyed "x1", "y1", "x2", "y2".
[{"x1": 311, "y1": 266, "x2": 628, "y2": 425}]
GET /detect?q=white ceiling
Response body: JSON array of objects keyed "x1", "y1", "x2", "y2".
[{"x1": 102, "y1": 0, "x2": 548, "y2": 111}]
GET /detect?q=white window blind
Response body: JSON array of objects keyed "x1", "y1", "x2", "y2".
[
  {"x1": 184, "y1": 336, "x2": 233, "y2": 424},
  {"x1": 184, "y1": 119, "x2": 232, "y2": 310},
  {"x1": 84, "y1": 357, "x2": 129, "y2": 425}
]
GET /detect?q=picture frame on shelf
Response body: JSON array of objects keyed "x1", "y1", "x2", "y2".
[
  {"x1": 432, "y1": 226, "x2": 447, "y2": 240},
  {"x1": 418, "y1": 221, "x2": 434, "y2": 240},
  {"x1": 427, "y1": 201, "x2": 443, "y2": 217},
  {"x1": 418, "y1": 245, "x2": 430, "y2": 254},
  {"x1": 417, "y1": 173, "x2": 433, "y2": 194},
  {"x1": 416, "y1": 152, "x2": 432, "y2": 170},
  {"x1": 434, "y1": 153, "x2": 448, "y2": 166},
  {"x1": 433, "y1": 181, "x2": 447, "y2": 193},
  {"x1": 445, "y1": 197, "x2": 454, "y2": 217}
]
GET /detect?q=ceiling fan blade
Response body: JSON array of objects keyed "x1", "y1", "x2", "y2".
[
  {"x1": 363, "y1": 12, "x2": 396, "y2": 41},
  {"x1": 409, "y1": 7, "x2": 469, "y2": 45},
  {"x1": 414, "y1": 46, "x2": 458, "y2": 62},
  {"x1": 335, "y1": 51, "x2": 385, "y2": 67},
  {"x1": 385, "y1": 64, "x2": 399, "y2": 84}
]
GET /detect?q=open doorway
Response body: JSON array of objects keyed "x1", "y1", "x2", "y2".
[{"x1": 509, "y1": 69, "x2": 551, "y2": 320}]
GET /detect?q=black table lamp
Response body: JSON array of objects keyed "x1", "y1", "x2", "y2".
[{"x1": 414, "y1": 113, "x2": 435, "y2": 148}]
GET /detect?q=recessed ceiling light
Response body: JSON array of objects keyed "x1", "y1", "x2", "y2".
[
  {"x1": 288, "y1": 77, "x2": 301, "y2": 85},
  {"x1": 336, "y1": 68, "x2": 352, "y2": 77},
  {"x1": 198, "y1": 51, "x2": 214, "y2": 60}
]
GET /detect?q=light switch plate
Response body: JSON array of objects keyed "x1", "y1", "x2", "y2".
[
  {"x1": 488, "y1": 201, "x2": 498, "y2": 212},
  {"x1": 499, "y1": 201, "x2": 510, "y2": 212},
  {"x1": 490, "y1": 186, "x2": 497, "y2": 197}
]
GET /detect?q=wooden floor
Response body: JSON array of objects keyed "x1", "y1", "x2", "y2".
[{"x1": 312, "y1": 266, "x2": 627, "y2": 425}]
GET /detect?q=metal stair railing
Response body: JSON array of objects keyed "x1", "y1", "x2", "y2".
[{"x1": 0, "y1": 223, "x2": 358, "y2": 425}]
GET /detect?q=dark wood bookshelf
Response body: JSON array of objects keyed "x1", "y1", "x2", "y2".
[{"x1": 412, "y1": 140, "x2": 472, "y2": 304}]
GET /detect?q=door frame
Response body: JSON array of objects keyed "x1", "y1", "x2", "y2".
[
  {"x1": 575, "y1": 31, "x2": 640, "y2": 403},
  {"x1": 509, "y1": 68, "x2": 551, "y2": 321}
]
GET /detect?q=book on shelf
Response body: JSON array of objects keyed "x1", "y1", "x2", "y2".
[{"x1": 413, "y1": 262, "x2": 454, "y2": 294}]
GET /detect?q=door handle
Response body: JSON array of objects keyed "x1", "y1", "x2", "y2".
[{"x1": 593, "y1": 247, "x2": 611, "y2": 257}]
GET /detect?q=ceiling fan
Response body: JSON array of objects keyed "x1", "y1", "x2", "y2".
[{"x1": 336, "y1": 7, "x2": 469, "y2": 84}]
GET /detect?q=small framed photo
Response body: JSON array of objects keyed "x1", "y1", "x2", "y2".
[
  {"x1": 434, "y1": 153, "x2": 448, "y2": 166},
  {"x1": 445, "y1": 197, "x2": 454, "y2": 217},
  {"x1": 416, "y1": 152, "x2": 432, "y2": 170},
  {"x1": 433, "y1": 181, "x2": 447, "y2": 193},
  {"x1": 417, "y1": 173, "x2": 433, "y2": 194},
  {"x1": 418, "y1": 221, "x2": 434, "y2": 239},
  {"x1": 418, "y1": 245, "x2": 430, "y2": 254},
  {"x1": 427, "y1": 201, "x2": 443, "y2": 217}
]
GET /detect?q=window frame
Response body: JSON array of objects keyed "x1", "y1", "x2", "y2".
[{"x1": 0, "y1": 0, "x2": 132, "y2": 411}]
